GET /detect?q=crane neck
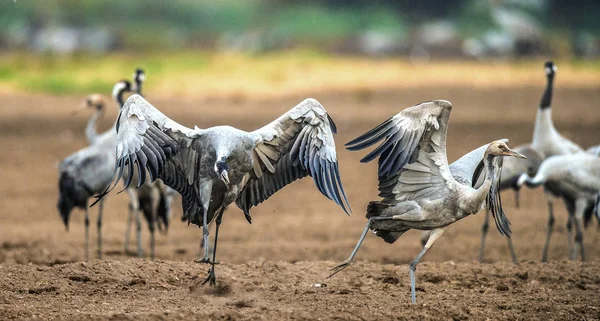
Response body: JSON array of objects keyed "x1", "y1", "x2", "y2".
[
  {"x1": 135, "y1": 82, "x2": 143, "y2": 96},
  {"x1": 464, "y1": 154, "x2": 495, "y2": 214},
  {"x1": 479, "y1": 154, "x2": 497, "y2": 197},
  {"x1": 532, "y1": 105, "x2": 557, "y2": 147},
  {"x1": 114, "y1": 92, "x2": 126, "y2": 111},
  {"x1": 539, "y1": 75, "x2": 554, "y2": 110},
  {"x1": 85, "y1": 107, "x2": 104, "y2": 144}
]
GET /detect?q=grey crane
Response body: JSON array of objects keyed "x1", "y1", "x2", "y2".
[
  {"x1": 480, "y1": 61, "x2": 586, "y2": 263},
  {"x1": 122, "y1": 68, "x2": 175, "y2": 260},
  {"x1": 328, "y1": 100, "x2": 525, "y2": 304},
  {"x1": 517, "y1": 153, "x2": 600, "y2": 260},
  {"x1": 57, "y1": 80, "x2": 132, "y2": 261},
  {"x1": 94, "y1": 94, "x2": 350, "y2": 284},
  {"x1": 529, "y1": 61, "x2": 584, "y2": 262}
]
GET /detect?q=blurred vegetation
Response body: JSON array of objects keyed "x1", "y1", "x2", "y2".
[
  {"x1": 1, "y1": 51, "x2": 598, "y2": 96},
  {"x1": 0, "y1": 0, "x2": 599, "y2": 52},
  {"x1": 0, "y1": 0, "x2": 599, "y2": 95}
]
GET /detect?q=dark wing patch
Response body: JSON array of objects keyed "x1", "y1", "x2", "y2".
[
  {"x1": 92, "y1": 124, "x2": 178, "y2": 205},
  {"x1": 345, "y1": 117, "x2": 423, "y2": 177},
  {"x1": 488, "y1": 156, "x2": 512, "y2": 237}
]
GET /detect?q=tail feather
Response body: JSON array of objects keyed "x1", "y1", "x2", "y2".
[
  {"x1": 57, "y1": 172, "x2": 89, "y2": 227},
  {"x1": 366, "y1": 201, "x2": 405, "y2": 244},
  {"x1": 366, "y1": 201, "x2": 392, "y2": 219}
]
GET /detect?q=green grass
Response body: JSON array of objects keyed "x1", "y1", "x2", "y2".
[
  {"x1": 0, "y1": 50, "x2": 599, "y2": 97},
  {"x1": 0, "y1": 51, "x2": 213, "y2": 94}
]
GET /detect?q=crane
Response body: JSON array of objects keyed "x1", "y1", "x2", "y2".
[
  {"x1": 57, "y1": 80, "x2": 132, "y2": 261},
  {"x1": 94, "y1": 94, "x2": 351, "y2": 284},
  {"x1": 328, "y1": 100, "x2": 525, "y2": 303},
  {"x1": 517, "y1": 153, "x2": 600, "y2": 260}
]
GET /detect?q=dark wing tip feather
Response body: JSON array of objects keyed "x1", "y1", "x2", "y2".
[
  {"x1": 327, "y1": 114, "x2": 337, "y2": 134},
  {"x1": 345, "y1": 117, "x2": 394, "y2": 148},
  {"x1": 471, "y1": 160, "x2": 485, "y2": 188},
  {"x1": 488, "y1": 158, "x2": 512, "y2": 237}
]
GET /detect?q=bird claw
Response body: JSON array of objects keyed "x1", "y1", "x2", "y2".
[
  {"x1": 194, "y1": 257, "x2": 220, "y2": 265},
  {"x1": 202, "y1": 268, "x2": 216, "y2": 286},
  {"x1": 328, "y1": 260, "x2": 351, "y2": 279}
]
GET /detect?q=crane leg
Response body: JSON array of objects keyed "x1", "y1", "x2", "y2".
[
  {"x1": 409, "y1": 228, "x2": 445, "y2": 304},
  {"x1": 84, "y1": 205, "x2": 90, "y2": 262},
  {"x1": 124, "y1": 204, "x2": 134, "y2": 253},
  {"x1": 573, "y1": 199, "x2": 586, "y2": 261},
  {"x1": 203, "y1": 209, "x2": 224, "y2": 286},
  {"x1": 506, "y1": 237, "x2": 517, "y2": 263},
  {"x1": 198, "y1": 237, "x2": 204, "y2": 257},
  {"x1": 541, "y1": 198, "x2": 554, "y2": 262},
  {"x1": 97, "y1": 199, "x2": 104, "y2": 259},
  {"x1": 149, "y1": 214, "x2": 156, "y2": 261},
  {"x1": 194, "y1": 207, "x2": 213, "y2": 263},
  {"x1": 135, "y1": 209, "x2": 143, "y2": 258},
  {"x1": 328, "y1": 218, "x2": 373, "y2": 278},
  {"x1": 420, "y1": 231, "x2": 430, "y2": 247},
  {"x1": 195, "y1": 183, "x2": 214, "y2": 265},
  {"x1": 566, "y1": 216, "x2": 574, "y2": 259},
  {"x1": 148, "y1": 189, "x2": 160, "y2": 261},
  {"x1": 198, "y1": 223, "x2": 213, "y2": 258},
  {"x1": 514, "y1": 189, "x2": 520, "y2": 209},
  {"x1": 125, "y1": 188, "x2": 138, "y2": 255},
  {"x1": 594, "y1": 194, "x2": 600, "y2": 230},
  {"x1": 478, "y1": 208, "x2": 490, "y2": 263},
  {"x1": 564, "y1": 199, "x2": 577, "y2": 260}
]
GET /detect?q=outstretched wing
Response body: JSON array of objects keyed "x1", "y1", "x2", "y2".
[
  {"x1": 236, "y1": 98, "x2": 351, "y2": 217},
  {"x1": 346, "y1": 100, "x2": 455, "y2": 202},
  {"x1": 93, "y1": 95, "x2": 203, "y2": 216}
]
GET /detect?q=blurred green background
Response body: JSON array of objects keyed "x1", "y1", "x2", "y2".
[
  {"x1": 0, "y1": 0, "x2": 599, "y2": 95},
  {"x1": 2, "y1": 0, "x2": 599, "y2": 56}
]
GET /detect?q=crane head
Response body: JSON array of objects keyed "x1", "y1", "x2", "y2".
[
  {"x1": 214, "y1": 154, "x2": 230, "y2": 188},
  {"x1": 133, "y1": 68, "x2": 146, "y2": 94},
  {"x1": 73, "y1": 94, "x2": 105, "y2": 115},
  {"x1": 485, "y1": 141, "x2": 527, "y2": 159},
  {"x1": 544, "y1": 61, "x2": 557, "y2": 77}
]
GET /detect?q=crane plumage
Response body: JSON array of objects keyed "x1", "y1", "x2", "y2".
[
  {"x1": 480, "y1": 61, "x2": 587, "y2": 263},
  {"x1": 529, "y1": 61, "x2": 586, "y2": 262},
  {"x1": 57, "y1": 80, "x2": 132, "y2": 261},
  {"x1": 94, "y1": 94, "x2": 350, "y2": 284},
  {"x1": 329, "y1": 100, "x2": 525, "y2": 304},
  {"x1": 517, "y1": 153, "x2": 600, "y2": 260}
]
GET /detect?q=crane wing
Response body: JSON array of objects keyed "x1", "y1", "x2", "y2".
[
  {"x1": 93, "y1": 95, "x2": 204, "y2": 219},
  {"x1": 449, "y1": 141, "x2": 498, "y2": 187},
  {"x1": 346, "y1": 100, "x2": 454, "y2": 202},
  {"x1": 236, "y1": 98, "x2": 351, "y2": 217}
]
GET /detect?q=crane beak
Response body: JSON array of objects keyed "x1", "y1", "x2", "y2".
[
  {"x1": 220, "y1": 170, "x2": 231, "y2": 189},
  {"x1": 508, "y1": 150, "x2": 527, "y2": 159},
  {"x1": 72, "y1": 103, "x2": 88, "y2": 115}
]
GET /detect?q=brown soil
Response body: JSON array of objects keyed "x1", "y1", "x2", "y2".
[{"x1": 1, "y1": 85, "x2": 600, "y2": 320}]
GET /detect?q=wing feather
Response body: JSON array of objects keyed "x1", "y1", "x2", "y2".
[
  {"x1": 92, "y1": 95, "x2": 203, "y2": 220},
  {"x1": 347, "y1": 100, "x2": 455, "y2": 203},
  {"x1": 236, "y1": 98, "x2": 351, "y2": 216}
]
